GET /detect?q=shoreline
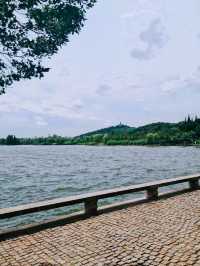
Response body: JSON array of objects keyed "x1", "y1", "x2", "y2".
[{"x1": 1, "y1": 143, "x2": 200, "y2": 147}]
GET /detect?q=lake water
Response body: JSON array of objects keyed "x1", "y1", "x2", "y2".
[{"x1": 1, "y1": 145, "x2": 200, "y2": 228}]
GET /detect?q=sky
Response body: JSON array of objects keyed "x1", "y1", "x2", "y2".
[{"x1": 0, "y1": 0, "x2": 200, "y2": 137}]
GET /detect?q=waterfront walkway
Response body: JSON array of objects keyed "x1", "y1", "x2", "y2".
[{"x1": 1, "y1": 190, "x2": 200, "y2": 266}]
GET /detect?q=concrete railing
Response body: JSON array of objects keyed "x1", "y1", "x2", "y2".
[
  {"x1": 0, "y1": 173, "x2": 200, "y2": 240},
  {"x1": 0, "y1": 174, "x2": 200, "y2": 220}
]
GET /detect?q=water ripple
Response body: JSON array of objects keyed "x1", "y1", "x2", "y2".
[{"x1": 0, "y1": 145, "x2": 200, "y2": 228}]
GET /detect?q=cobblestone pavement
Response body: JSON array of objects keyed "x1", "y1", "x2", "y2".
[{"x1": 1, "y1": 190, "x2": 200, "y2": 265}]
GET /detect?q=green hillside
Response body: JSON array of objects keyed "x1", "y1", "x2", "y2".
[
  {"x1": 77, "y1": 123, "x2": 133, "y2": 138},
  {"x1": 2, "y1": 116, "x2": 200, "y2": 146},
  {"x1": 70, "y1": 116, "x2": 200, "y2": 146}
]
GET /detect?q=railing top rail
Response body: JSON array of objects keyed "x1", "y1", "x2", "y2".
[{"x1": 0, "y1": 173, "x2": 200, "y2": 219}]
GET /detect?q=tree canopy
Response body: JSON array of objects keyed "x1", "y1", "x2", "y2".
[{"x1": 0, "y1": 0, "x2": 96, "y2": 94}]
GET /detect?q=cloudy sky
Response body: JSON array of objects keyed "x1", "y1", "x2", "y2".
[{"x1": 1, "y1": 0, "x2": 200, "y2": 137}]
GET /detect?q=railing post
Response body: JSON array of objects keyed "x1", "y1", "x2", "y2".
[
  {"x1": 189, "y1": 178, "x2": 199, "y2": 190},
  {"x1": 146, "y1": 187, "x2": 158, "y2": 200},
  {"x1": 84, "y1": 198, "x2": 98, "y2": 216}
]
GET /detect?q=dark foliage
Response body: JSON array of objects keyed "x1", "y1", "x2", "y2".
[
  {"x1": 5, "y1": 135, "x2": 20, "y2": 145},
  {"x1": 0, "y1": 0, "x2": 96, "y2": 93}
]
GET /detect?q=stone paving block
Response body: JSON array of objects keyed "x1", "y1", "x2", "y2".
[{"x1": 1, "y1": 190, "x2": 200, "y2": 265}]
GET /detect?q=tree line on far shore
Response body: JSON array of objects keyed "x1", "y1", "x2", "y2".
[
  {"x1": 2, "y1": 116, "x2": 200, "y2": 146},
  {"x1": 0, "y1": 135, "x2": 72, "y2": 145}
]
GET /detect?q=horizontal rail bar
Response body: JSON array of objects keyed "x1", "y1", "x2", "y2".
[
  {"x1": 0, "y1": 188, "x2": 193, "y2": 241},
  {"x1": 0, "y1": 174, "x2": 200, "y2": 219}
]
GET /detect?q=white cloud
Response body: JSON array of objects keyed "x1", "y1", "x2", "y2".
[
  {"x1": 161, "y1": 69, "x2": 200, "y2": 96},
  {"x1": 34, "y1": 116, "x2": 48, "y2": 127},
  {"x1": 96, "y1": 84, "x2": 112, "y2": 96},
  {"x1": 130, "y1": 18, "x2": 169, "y2": 60},
  {"x1": 0, "y1": 0, "x2": 200, "y2": 135}
]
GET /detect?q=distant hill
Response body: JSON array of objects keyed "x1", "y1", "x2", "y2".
[
  {"x1": 76, "y1": 123, "x2": 133, "y2": 138},
  {"x1": 133, "y1": 122, "x2": 175, "y2": 134},
  {"x1": 70, "y1": 116, "x2": 200, "y2": 146}
]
